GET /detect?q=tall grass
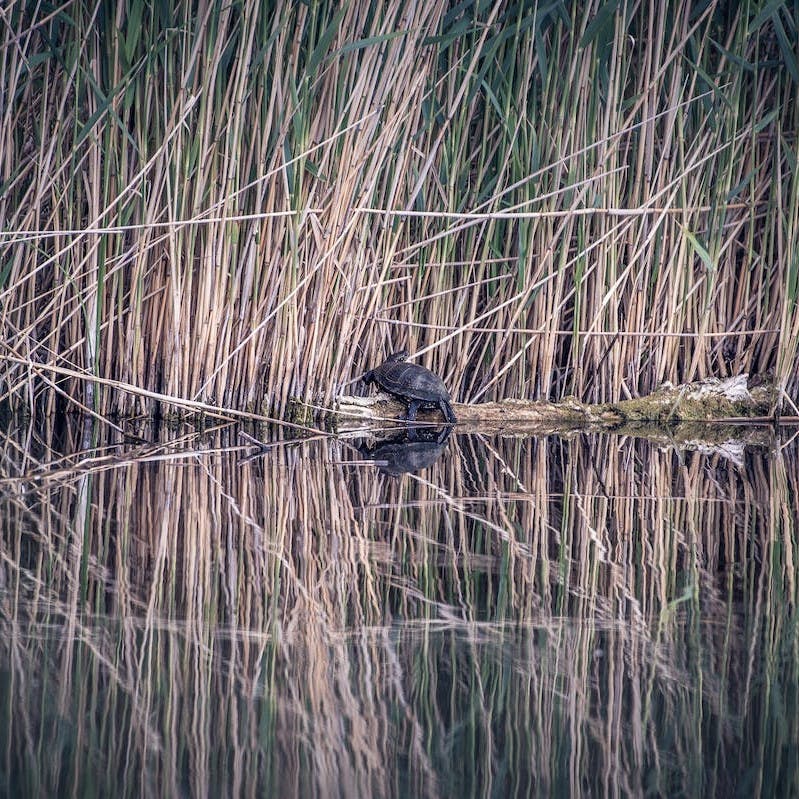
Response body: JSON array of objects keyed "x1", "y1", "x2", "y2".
[{"x1": 1, "y1": 0, "x2": 796, "y2": 418}]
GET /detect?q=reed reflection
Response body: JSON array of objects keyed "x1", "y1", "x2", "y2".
[{"x1": 0, "y1": 414, "x2": 795, "y2": 797}]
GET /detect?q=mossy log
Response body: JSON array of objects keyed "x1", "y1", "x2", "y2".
[{"x1": 333, "y1": 374, "x2": 780, "y2": 435}]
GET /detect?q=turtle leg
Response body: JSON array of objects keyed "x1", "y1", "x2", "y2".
[
  {"x1": 406, "y1": 400, "x2": 421, "y2": 421},
  {"x1": 439, "y1": 400, "x2": 457, "y2": 424}
]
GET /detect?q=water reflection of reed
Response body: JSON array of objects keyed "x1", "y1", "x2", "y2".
[{"x1": 0, "y1": 416, "x2": 796, "y2": 796}]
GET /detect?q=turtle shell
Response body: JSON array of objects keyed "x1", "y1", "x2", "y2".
[{"x1": 368, "y1": 359, "x2": 451, "y2": 403}]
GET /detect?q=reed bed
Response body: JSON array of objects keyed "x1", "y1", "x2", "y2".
[
  {"x1": 0, "y1": 414, "x2": 796, "y2": 795},
  {"x1": 1, "y1": 0, "x2": 797, "y2": 419}
]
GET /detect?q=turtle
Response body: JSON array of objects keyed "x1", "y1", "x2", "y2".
[
  {"x1": 361, "y1": 350, "x2": 457, "y2": 424},
  {"x1": 357, "y1": 427, "x2": 453, "y2": 475}
]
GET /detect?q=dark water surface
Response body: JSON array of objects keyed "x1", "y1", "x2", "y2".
[{"x1": 1, "y1": 417, "x2": 797, "y2": 797}]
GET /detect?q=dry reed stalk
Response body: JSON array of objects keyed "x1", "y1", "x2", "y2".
[{"x1": 0, "y1": 0, "x2": 796, "y2": 421}]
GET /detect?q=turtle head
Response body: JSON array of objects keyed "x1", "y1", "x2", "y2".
[{"x1": 387, "y1": 349, "x2": 409, "y2": 363}]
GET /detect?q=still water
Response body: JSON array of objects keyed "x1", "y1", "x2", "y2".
[{"x1": 0, "y1": 416, "x2": 796, "y2": 797}]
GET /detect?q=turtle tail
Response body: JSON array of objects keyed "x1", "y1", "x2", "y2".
[{"x1": 441, "y1": 400, "x2": 457, "y2": 424}]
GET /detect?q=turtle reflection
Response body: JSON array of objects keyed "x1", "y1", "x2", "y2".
[{"x1": 357, "y1": 427, "x2": 452, "y2": 476}]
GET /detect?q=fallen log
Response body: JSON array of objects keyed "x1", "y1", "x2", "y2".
[{"x1": 331, "y1": 374, "x2": 781, "y2": 434}]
